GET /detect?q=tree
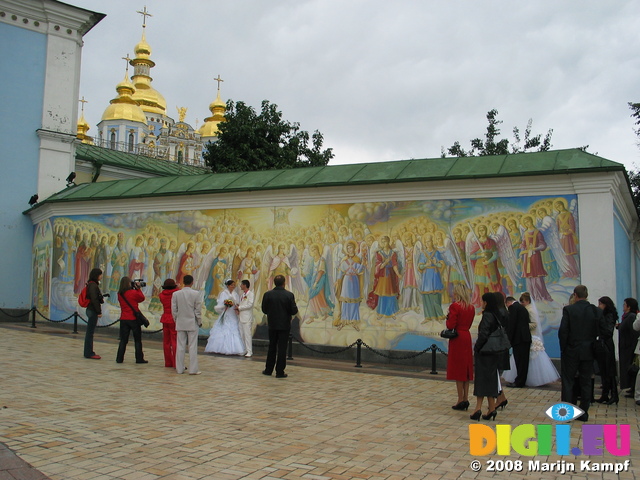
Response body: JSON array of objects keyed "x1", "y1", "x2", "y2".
[
  {"x1": 203, "y1": 100, "x2": 333, "y2": 173},
  {"x1": 627, "y1": 102, "x2": 640, "y2": 210},
  {"x1": 441, "y1": 109, "x2": 553, "y2": 157}
]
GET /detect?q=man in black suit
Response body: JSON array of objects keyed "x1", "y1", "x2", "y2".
[
  {"x1": 505, "y1": 296, "x2": 532, "y2": 388},
  {"x1": 558, "y1": 285, "x2": 607, "y2": 421},
  {"x1": 262, "y1": 274, "x2": 298, "y2": 378}
]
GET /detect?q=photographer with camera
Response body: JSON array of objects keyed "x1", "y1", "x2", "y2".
[{"x1": 116, "y1": 276, "x2": 147, "y2": 364}]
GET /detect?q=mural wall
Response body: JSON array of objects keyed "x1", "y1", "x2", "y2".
[{"x1": 32, "y1": 194, "x2": 581, "y2": 357}]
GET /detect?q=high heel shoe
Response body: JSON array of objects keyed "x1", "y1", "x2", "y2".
[
  {"x1": 452, "y1": 400, "x2": 470, "y2": 411},
  {"x1": 470, "y1": 410, "x2": 482, "y2": 421},
  {"x1": 605, "y1": 398, "x2": 618, "y2": 405},
  {"x1": 482, "y1": 410, "x2": 497, "y2": 421},
  {"x1": 595, "y1": 396, "x2": 610, "y2": 404},
  {"x1": 497, "y1": 399, "x2": 508, "y2": 410}
]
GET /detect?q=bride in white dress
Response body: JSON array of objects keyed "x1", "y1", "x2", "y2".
[
  {"x1": 204, "y1": 279, "x2": 246, "y2": 355},
  {"x1": 503, "y1": 292, "x2": 560, "y2": 387}
]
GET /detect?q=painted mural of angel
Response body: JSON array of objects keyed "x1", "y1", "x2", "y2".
[
  {"x1": 333, "y1": 239, "x2": 365, "y2": 330},
  {"x1": 520, "y1": 215, "x2": 553, "y2": 302},
  {"x1": 398, "y1": 232, "x2": 420, "y2": 312},
  {"x1": 553, "y1": 198, "x2": 580, "y2": 278},
  {"x1": 204, "y1": 244, "x2": 228, "y2": 315},
  {"x1": 304, "y1": 243, "x2": 335, "y2": 323},
  {"x1": 366, "y1": 235, "x2": 400, "y2": 319},
  {"x1": 534, "y1": 207, "x2": 566, "y2": 283},
  {"x1": 262, "y1": 243, "x2": 293, "y2": 291},
  {"x1": 466, "y1": 223, "x2": 502, "y2": 306},
  {"x1": 489, "y1": 221, "x2": 520, "y2": 297},
  {"x1": 288, "y1": 242, "x2": 309, "y2": 299},
  {"x1": 193, "y1": 241, "x2": 215, "y2": 290},
  {"x1": 413, "y1": 234, "x2": 445, "y2": 323}
]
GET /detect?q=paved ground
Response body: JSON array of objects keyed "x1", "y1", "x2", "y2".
[{"x1": 0, "y1": 323, "x2": 638, "y2": 480}]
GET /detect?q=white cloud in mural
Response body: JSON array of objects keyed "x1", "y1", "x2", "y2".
[{"x1": 347, "y1": 202, "x2": 398, "y2": 226}]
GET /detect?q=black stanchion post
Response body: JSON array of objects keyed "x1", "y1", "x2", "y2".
[
  {"x1": 73, "y1": 312, "x2": 78, "y2": 334},
  {"x1": 287, "y1": 333, "x2": 293, "y2": 360},
  {"x1": 30, "y1": 308, "x2": 36, "y2": 328},
  {"x1": 430, "y1": 344, "x2": 438, "y2": 374},
  {"x1": 355, "y1": 339, "x2": 362, "y2": 368}
]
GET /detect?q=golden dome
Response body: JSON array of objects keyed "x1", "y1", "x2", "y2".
[
  {"x1": 101, "y1": 73, "x2": 148, "y2": 124},
  {"x1": 129, "y1": 30, "x2": 166, "y2": 115},
  {"x1": 134, "y1": 31, "x2": 151, "y2": 59},
  {"x1": 198, "y1": 91, "x2": 226, "y2": 139},
  {"x1": 76, "y1": 113, "x2": 93, "y2": 144}
]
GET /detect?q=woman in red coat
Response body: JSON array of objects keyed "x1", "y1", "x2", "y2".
[
  {"x1": 446, "y1": 283, "x2": 476, "y2": 410},
  {"x1": 159, "y1": 278, "x2": 180, "y2": 368},
  {"x1": 116, "y1": 276, "x2": 147, "y2": 364}
]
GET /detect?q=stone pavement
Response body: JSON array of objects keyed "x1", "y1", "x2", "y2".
[{"x1": 0, "y1": 323, "x2": 637, "y2": 480}]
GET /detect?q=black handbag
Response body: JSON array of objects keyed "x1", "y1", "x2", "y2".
[
  {"x1": 440, "y1": 328, "x2": 458, "y2": 339},
  {"x1": 119, "y1": 292, "x2": 150, "y2": 328},
  {"x1": 480, "y1": 324, "x2": 511, "y2": 354}
]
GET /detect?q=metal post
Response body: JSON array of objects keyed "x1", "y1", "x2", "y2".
[
  {"x1": 73, "y1": 312, "x2": 79, "y2": 334},
  {"x1": 30, "y1": 308, "x2": 36, "y2": 328},
  {"x1": 287, "y1": 333, "x2": 293, "y2": 360},
  {"x1": 355, "y1": 339, "x2": 362, "y2": 368},
  {"x1": 430, "y1": 344, "x2": 438, "y2": 374}
]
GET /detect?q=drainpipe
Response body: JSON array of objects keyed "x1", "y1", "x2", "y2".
[{"x1": 91, "y1": 161, "x2": 103, "y2": 182}]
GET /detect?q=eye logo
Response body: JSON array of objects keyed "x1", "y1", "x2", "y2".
[{"x1": 545, "y1": 403, "x2": 584, "y2": 422}]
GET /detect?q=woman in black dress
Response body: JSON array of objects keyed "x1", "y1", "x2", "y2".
[
  {"x1": 595, "y1": 296, "x2": 618, "y2": 405},
  {"x1": 618, "y1": 298, "x2": 639, "y2": 394}
]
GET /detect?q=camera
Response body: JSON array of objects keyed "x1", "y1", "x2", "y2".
[{"x1": 131, "y1": 279, "x2": 147, "y2": 288}]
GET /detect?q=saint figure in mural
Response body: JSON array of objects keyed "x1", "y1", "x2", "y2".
[
  {"x1": 176, "y1": 241, "x2": 195, "y2": 286},
  {"x1": 467, "y1": 224, "x2": 502, "y2": 306},
  {"x1": 367, "y1": 235, "x2": 400, "y2": 320},
  {"x1": 265, "y1": 243, "x2": 292, "y2": 290},
  {"x1": 334, "y1": 240, "x2": 364, "y2": 330},
  {"x1": 415, "y1": 234, "x2": 445, "y2": 323},
  {"x1": 205, "y1": 245, "x2": 228, "y2": 315},
  {"x1": 109, "y1": 233, "x2": 127, "y2": 303},
  {"x1": 304, "y1": 243, "x2": 334, "y2": 323},
  {"x1": 554, "y1": 198, "x2": 580, "y2": 278},
  {"x1": 74, "y1": 232, "x2": 92, "y2": 294},
  {"x1": 520, "y1": 215, "x2": 553, "y2": 302},
  {"x1": 399, "y1": 232, "x2": 420, "y2": 312},
  {"x1": 128, "y1": 235, "x2": 145, "y2": 280}
]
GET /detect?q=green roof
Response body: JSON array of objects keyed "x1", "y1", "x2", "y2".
[
  {"x1": 75, "y1": 143, "x2": 210, "y2": 176},
  {"x1": 40, "y1": 148, "x2": 625, "y2": 206}
]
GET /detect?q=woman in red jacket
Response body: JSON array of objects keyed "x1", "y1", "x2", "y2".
[
  {"x1": 446, "y1": 283, "x2": 476, "y2": 411},
  {"x1": 159, "y1": 278, "x2": 180, "y2": 368},
  {"x1": 116, "y1": 276, "x2": 147, "y2": 364}
]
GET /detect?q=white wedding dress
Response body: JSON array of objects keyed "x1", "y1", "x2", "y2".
[
  {"x1": 204, "y1": 289, "x2": 245, "y2": 355},
  {"x1": 503, "y1": 302, "x2": 559, "y2": 387}
]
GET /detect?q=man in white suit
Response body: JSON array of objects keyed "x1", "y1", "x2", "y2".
[
  {"x1": 236, "y1": 279, "x2": 255, "y2": 357},
  {"x1": 171, "y1": 274, "x2": 203, "y2": 375}
]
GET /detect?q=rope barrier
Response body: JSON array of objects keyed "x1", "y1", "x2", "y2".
[{"x1": 290, "y1": 333, "x2": 358, "y2": 355}]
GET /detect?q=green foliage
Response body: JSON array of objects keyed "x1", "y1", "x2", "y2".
[
  {"x1": 441, "y1": 109, "x2": 553, "y2": 157},
  {"x1": 203, "y1": 100, "x2": 333, "y2": 173},
  {"x1": 628, "y1": 102, "x2": 640, "y2": 212}
]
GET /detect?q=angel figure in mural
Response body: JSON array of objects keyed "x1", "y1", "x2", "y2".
[
  {"x1": 534, "y1": 208, "x2": 561, "y2": 283},
  {"x1": 193, "y1": 241, "x2": 214, "y2": 290},
  {"x1": 448, "y1": 227, "x2": 470, "y2": 293},
  {"x1": 142, "y1": 235, "x2": 158, "y2": 296},
  {"x1": 288, "y1": 242, "x2": 309, "y2": 299},
  {"x1": 553, "y1": 198, "x2": 579, "y2": 277},
  {"x1": 127, "y1": 235, "x2": 146, "y2": 280},
  {"x1": 520, "y1": 215, "x2": 553, "y2": 302},
  {"x1": 367, "y1": 235, "x2": 401, "y2": 320},
  {"x1": 437, "y1": 229, "x2": 471, "y2": 303},
  {"x1": 237, "y1": 246, "x2": 259, "y2": 285},
  {"x1": 152, "y1": 237, "x2": 173, "y2": 296},
  {"x1": 109, "y1": 232, "x2": 128, "y2": 303},
  {"x1": 304, "y1": 243, "x2": 335, "y2": 324},
  {"x1": 398, "y1": 232, "x2": 420, "y2": 312},
  {"x1": 334, "y1": 240, "x2": 364, "y2": 331},
  {"x1": 74, "y1": 231, "x2": 92, "y2": 294},
  {"x1": 414, "y1": 234, "x2": 445, "y2": 323},
  {"x1": 489, "y1": 221, "x2": 520, "y2": 297},
  {"x1": 263, "y1": 243, "x2": 292, "y2": 290},
  {"x1": 467, "y1": 223, "x2": 502, "y2": 306},
  {"x1": 204, "y1": 244, "x2": 229, "y2": 316},
  {"x1": 175, "y1": 241, "x2": 196, "y2": 286}
]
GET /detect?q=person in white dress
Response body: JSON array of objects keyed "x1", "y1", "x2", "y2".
[
  {"x1": 204, "y1": 279, "x2": 245, "y2": 355},
  {"x1": 503, "y1": 292, "x2": 560, "y2": 386}
]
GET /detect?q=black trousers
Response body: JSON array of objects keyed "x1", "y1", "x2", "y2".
[
  {"x1": 265, "y1": 329, "x2": 289, "y2": 375},
  {"x1": 116, "y1": 320, "x2": 144, "y2": 363},
  {"x1": 84, "y1": 308, "x2": 98, "y2": 358},
  {"x1": 512, "y1": 342, "x2": 531, "y2": 387},
  {"x1": 561, "y1": 352, "x2": 593, "y2": 411}
]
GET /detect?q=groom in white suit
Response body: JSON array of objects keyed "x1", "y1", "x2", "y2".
[
  {"x1": 171, "y1": 274, "x2": 203, "y2": 374},
  {"x1": 236, "y1": 279, "x2": 255, "y2": 357}
]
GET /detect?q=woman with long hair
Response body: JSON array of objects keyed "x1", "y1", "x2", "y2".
[
  {"x1": 446, "y1": 284, "x2": 475, "y2": 410},
  {"x1": 84, "y1": 268, "x2": 104, "y2": 359},
  {"x1": 596, "y1": 296, "x2": 618, "y2": 404},
  {"x1": 116, "y1": 276, "x2": 147, "y2": 364},
  {"x1": 470, "y1": 292, "x2": 502, "y2": 421},
  {"x1": 618, "y1": 297, "x2": 639, "y2": 394},
  {"x1": 204, "y1": 279, "x2": 245, "y2": 355}
]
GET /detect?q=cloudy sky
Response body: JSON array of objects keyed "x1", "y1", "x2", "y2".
[{"x1": 72, "y1": 0, "x2": 640, "y2": 170}]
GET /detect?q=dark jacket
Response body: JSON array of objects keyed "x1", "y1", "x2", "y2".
[
  {"x1": 86, "y1": 280, "x2": 103, "y2": 315},
  {"x1": 507, "y1": 301, "x2": 532, "y2": 346},
  {"x1": 558, "y1": 299, "x2": 607, "y2": 360},
  {"x1": 474, "y1": 310, "x2": 500, "y2": 354},
  {"x1": 261, "y1": 286, "x2": 298, "y2": 331}
]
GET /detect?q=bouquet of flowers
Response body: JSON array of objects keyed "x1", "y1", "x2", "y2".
[{"x1": 220, "y1": 299, "x2": 234, "y2": 324}]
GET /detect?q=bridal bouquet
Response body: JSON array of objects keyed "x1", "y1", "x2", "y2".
[{"x1": 219, "y1": 299, "x2": 234, "y2": 324}]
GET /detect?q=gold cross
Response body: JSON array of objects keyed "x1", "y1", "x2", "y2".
[
  {"x1": 136, "y1": 6, "x2": 152, "y2": 28},
  {"x1": 214, "y1": 74, "x2": 224, "y2": 92},
  {"x1": 122, "y1": 54, "x2": 131, "y2": 74},
  {"x1": 79, "y1": 96, "x2": 88, "y2": 113}
]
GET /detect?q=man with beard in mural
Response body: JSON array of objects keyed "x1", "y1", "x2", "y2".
[
  {"x1": 368, "y1": 235, "x2": 400, "y2": 321},
  {"x1": 74, "y1": 231, "x2": 92, "y2": 295},
  {"x1": 94, "y1": 235, "x2": 109, "y2": 272}
]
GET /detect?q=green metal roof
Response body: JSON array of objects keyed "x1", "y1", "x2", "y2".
[
  {"x1": 39, "y1": 148, "x2": 625, "y2": 206},
  {"x1": 75, "y1": 143, "x2": 210, "y2": 176}
]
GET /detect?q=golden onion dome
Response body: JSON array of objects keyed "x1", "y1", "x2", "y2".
[
  {"x1": 198, "y1": 91, "x2": 226, "y2": 139},
  {"x1": 76, "y1": 113, "x2": 93, "y2": 144},
  {"x1": 134, "y1": 31, "x2": 151, "y2": 59},
  {"x1": 101, "y1": 74, "x2": 147, "y2": 124},
  {"x1": 130, "y1": 83, "x2": 167, "y2": 115}
]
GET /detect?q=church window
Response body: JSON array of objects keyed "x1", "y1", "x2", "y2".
[
  {"x1": 128, "y1": 132, "x2": 135, "y2": 152},
  {"x1": 110, "y1": 130, "x2": 116, "y2": 150}
]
